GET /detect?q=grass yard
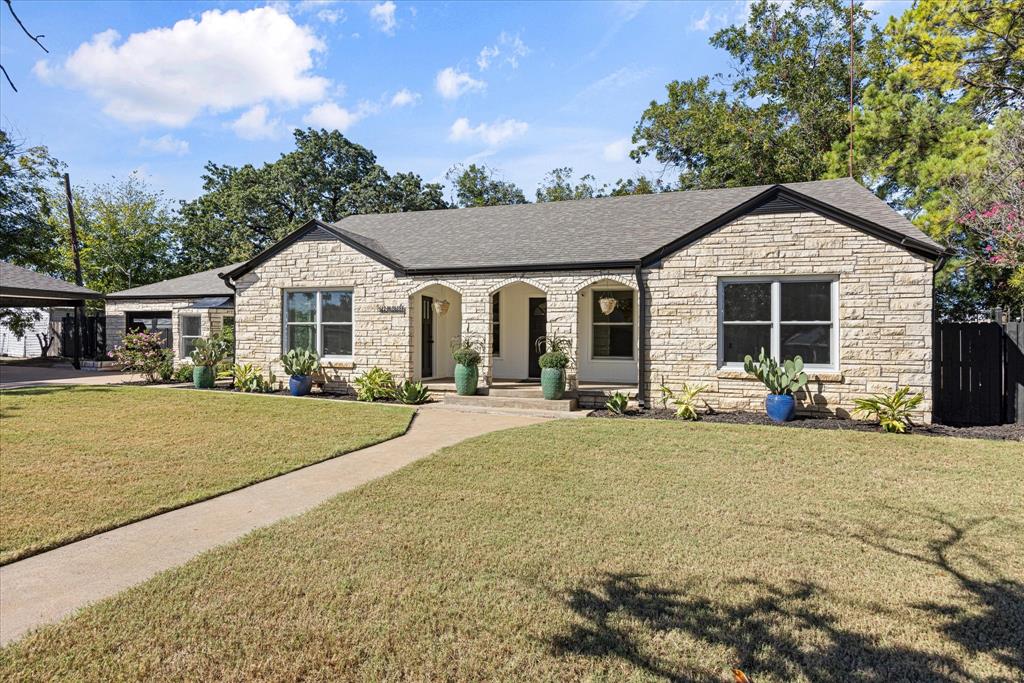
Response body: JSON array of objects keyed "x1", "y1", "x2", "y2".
[
  {"x1": 0, "y1": 386, "x2": 413, "y2": 564},
  {"x1": 1, "y1": 419, "x2": 1021, "y2": 681}
]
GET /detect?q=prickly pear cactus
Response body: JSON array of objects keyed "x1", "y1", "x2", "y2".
[{"x1": 743, "y1": 347, "x2": 808, "y2": 395}]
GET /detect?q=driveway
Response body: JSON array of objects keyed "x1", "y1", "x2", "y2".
[{"x1": 0, "y1": 363, "x2": 135, "y2": 389}]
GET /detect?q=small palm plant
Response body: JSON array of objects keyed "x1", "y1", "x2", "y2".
[
  {"x1": 853, "y1": 386, "x2": 924, "y2": 433},
  {"x1": 659, "y1": 382, "x2": 709, "y2": 420},
  {"x1": 605, "y1": 391, "x2": 629, "y2": 414}
]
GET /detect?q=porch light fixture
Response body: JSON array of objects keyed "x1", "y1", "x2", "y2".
[
  {"x1": 433, "y1": 299, "x2": 451, "y2": 316},
  {"x1": 598, "y1": 296, "x2": 618, "y2": 316}
]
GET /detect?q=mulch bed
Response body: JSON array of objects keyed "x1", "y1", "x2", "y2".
[
  {"x1": 177, "y1": 383, "x2": 426, "y2": 405},
  {"x1": 589, "y1": 408, "x2": 1024, "y2": 442}
]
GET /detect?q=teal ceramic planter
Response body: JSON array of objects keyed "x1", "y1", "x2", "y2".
[
  {"x1": 540, "y1": 367, "x2": 565, "y2": 400},
  {"x1": 454, "y1": 364, "x2": 478, "y2": 396},
  {"x1": 193, "y1": 365, "x2": 215, "y2": 389}
]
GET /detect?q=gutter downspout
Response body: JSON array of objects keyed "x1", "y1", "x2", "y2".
[{"x1": 635, "y1": 262, "x2": 646, "y2": 410}]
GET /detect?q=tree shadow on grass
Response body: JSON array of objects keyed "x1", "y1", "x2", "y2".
[{"x1": 550, "y1": 572, "x2": 975, "y2": 682}]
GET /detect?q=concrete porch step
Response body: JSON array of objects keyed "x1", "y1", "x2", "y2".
[
  {"x1": 443, "y1": 393, "x2": 578, "y2": 412},
  {"x1": 435, "y1": 402, "x2": 592, "y2": 419}
]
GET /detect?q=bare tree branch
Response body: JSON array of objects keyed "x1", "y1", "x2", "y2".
[
  {"x1": 1, "y1": 0, "x2": 48, "y2": 92},
  {"x1": 0, "y1": 64, "x2": 17, "y2": 92}
]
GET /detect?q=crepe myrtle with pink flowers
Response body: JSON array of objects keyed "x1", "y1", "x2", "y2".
[{"x1": 109, "y1": 329, "x2": 173, "y2": 382}]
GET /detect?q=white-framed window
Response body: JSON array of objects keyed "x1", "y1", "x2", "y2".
[
  {"x1": 718, "y1": 277, "x2": 838, "y2": 370},
  {"x1": 179, "y1": 314, "x2": 202, "y2": 358},
  {"x1": 283, "y1": 289, "x2": 354, "y2": 359},
  {"x1": 592, "y1": 289, "x2": 634, "y2": 359},
  {"x1": 491, "y1": 292, "x2": 501, "y2": 357}
]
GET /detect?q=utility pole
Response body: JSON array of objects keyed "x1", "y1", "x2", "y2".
[
  {"x1": 63, "y1": 173, "x2": 84, "y2": 369},
  {"x1": 848, "y1": 0, "x2": 855, "y2": 178}
]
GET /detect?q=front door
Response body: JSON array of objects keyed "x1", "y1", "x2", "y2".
[
  {"x1": 528, "y1": 297, "x2": 546, "y2": 379},
  {"x1": 421, "y1": 296, "x2": 434, "y2": 378}
]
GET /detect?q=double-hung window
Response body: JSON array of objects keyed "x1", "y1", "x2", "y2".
[
  {"x1": 491, "y1": 292, "x2": 501, "y2": 357},
  {"x1": 179, "y1": 314, "x2": 202, "y2": 358},
  {"x1": 592, "y1": 290, "x2": 634, "y2": 359},
  {"x1": 284, "y1": 290, "x2": 354, "y2": 358},
  {"x1": 719, "y1": 278, "x2": 837, "y2": 370}
]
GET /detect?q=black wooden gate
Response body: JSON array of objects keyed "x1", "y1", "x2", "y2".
[
  {"x1": 933, "y1": 320, "x2": 1024, "y2": 426},
  {"x1": 59, "y1": 314, "x2": 107, "y2": 360}
]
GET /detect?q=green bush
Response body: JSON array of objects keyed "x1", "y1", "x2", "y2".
[
  {"x1": 173, "y1": 363, "x2": 194, "y2": 383},
  {"x1": 108, "y1": 329, "x2": 173, "y2": 383},
  {"x1": 539, "y1": 351, "x2": 570, "y2": 369},
  {"x1": 218, "y1": 363, "x2": 273, "y2": 393},
  {"x1": 853, "y1": 386, "x2": 924, "y2": 433},
  {"x1": 281, "y1": 348, "x2": 321, "y2": 376},
  {"x1": 450, "y1": 338, "x2": 482, "y2": 367},
  {"x1": 353, "y1": 367, "x2": 396, "y2": 402},
  {"x1": 605, "y1": 391, "x2": 629, "y2": 414},
  {"x1": 393, "y1": 380, "x2": 431, "y2": 405}
]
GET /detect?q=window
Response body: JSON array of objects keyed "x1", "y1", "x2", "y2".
[
  {"x1": 126, "y1": 312, "x2": 172, "y2": 348},
  {"x1": 284, "y1": 290, "x2": 353, "y2": 358},
  {"x1": 491, "y1": 292, "x2": 501, "y2": 357},
  {"x1": 592, "y1": 290, "x2": 634, "y2": 359},
  {"x1": 719, "y1": 278, "x2": 836, "y2": 368},
  {"x1": 179, "y1": 314, "x2": 202, "y2": 358}
]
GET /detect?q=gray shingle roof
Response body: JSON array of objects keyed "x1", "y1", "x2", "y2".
[
  {"x1": 327, "y1": 178, "x2": 943, "y2": 271},
  {"x1": 0, "y1": 261, "x2": 101, "y2": 299},
  {"x1": 107, "y1": 263, "x2": 245, "y2": 299}
]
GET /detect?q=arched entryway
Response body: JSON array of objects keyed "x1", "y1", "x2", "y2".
[
  {"x1": 408, "y1": 282, "x2": 462, "y2": 381},
  {"x1": 488, "y1": 279, "x2": 548, "y2": 381},
  {"x1": 575, "y1": 277, "x2": 638, "y2": 384}
]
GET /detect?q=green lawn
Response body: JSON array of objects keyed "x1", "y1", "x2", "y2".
[
  {"x1": 0, "y1": 386, "x2": 413, "y2": 564},
  {"x1": 2, "y1": 419, "x2": 1021, "y2": 681}
]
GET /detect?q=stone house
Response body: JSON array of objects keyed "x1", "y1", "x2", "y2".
[
  {"x1": 212, "y1": 178, "x2": 946, "y2": 419},
  {"x1": 106, "y1": 264, "x2": 243, "y2": 361}
]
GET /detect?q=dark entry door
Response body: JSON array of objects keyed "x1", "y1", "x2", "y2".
[
  {"x1": 528, "y1": 297, "x2": 546, "y2": 379},
  {"x1": 421, "y1": 296, "x2": 434, "y2": 378}
]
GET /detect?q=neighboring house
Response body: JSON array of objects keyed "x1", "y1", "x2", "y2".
[
  {"x1": 0, "y1": 308, "x2": 49, "y2": 357},
  {"x1": 106, "y1": 264, "x2": 243, "y2": 362},
  {"x1": 219, "y1": 178, "x2": 946, "y2": 419}
]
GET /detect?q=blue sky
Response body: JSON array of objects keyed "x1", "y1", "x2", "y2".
[{"x1": 0, "y1": 0, "x2": 908, "y2": 204}]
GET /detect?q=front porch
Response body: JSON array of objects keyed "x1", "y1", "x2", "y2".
[{"x1": 424, "y1": 378, "x2": 638, "y2": 410}]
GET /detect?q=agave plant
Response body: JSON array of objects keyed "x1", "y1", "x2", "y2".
[
  {"x1": 742, "y1": 348, "x2": 808, "y2": 395},
  {"x1": 393, "y1": 380, "x2": 431, "y2": 405},
  {"x1": 853, "y1": 386, "x2": 924, "y2": 433},
  {"x1": 659, "y1": 382, "x2": 709, "y2": 420},
  {"x1": 605, "y1": 391, "x2": 629, "y2": 415}
]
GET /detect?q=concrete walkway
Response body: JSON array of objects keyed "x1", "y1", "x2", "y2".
[
  {"x1": 0, "y1": 404, "x2": 546, "y2": 645},
  {"x1": 0, "y1": 363, "x2": 135, "y2": 389}
]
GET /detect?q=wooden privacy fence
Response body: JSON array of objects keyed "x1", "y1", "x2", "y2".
[
  {"x1": 933, "y1": 312, "x2": 1024, "y2": 426},
  {"x1": 58, "y1": 314, "x2": 107, "y2": 361}
]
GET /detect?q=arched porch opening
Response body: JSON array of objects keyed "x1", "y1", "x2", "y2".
[
  {"x1": 488, "y1": 279, "x2": 548, "y2": 381},
  {"x1": 575, "y1": 277, "x2": 639, "y2": 385},
  {"x1": 409, "y1": 283, "x2": 462, "y2": 381}
]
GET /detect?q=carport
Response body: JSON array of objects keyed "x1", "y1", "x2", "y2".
[{"x1": 0, "y1": 261, "x2": 103, "y2": 369}]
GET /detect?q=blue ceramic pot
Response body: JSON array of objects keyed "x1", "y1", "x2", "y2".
[
  {"x1": 765, "y1": 393, "x2": 796, "y2": 422},
  {"x1": 289, "y1": 374, "x2": 313, "y2": 396}
]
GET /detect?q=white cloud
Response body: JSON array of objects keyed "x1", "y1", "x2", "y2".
[
  {"x1": 49, "y1": 8, "x2": 327, "y2": 127},
  {"x1": 602, "y1": 137, "x2": 631, "y2": 162},
  {"x1": 435, "y1": 67, "x2": 486, "y2": 99},
  {"x1": 231, "y1": 104, "x2": 287, "y2": 140},
  {"x1": 303, "y1": 100, "x2": 378, "y2": 131},
  {"x1": 690, "y1": 8, "x2": 712, "y2": 31},
  {"x1": 390, "y1": 88, "x2": 420, "y2": 107},
  {"x1": 476, "y1": 32, "x2": 530, "y2": 71},
  {"x1": 294, "y1": 0, "x2": 345, "y2": 23},
  {"x1": 369, "y1": 1, "x2": 397, "y2": 35},
  {"x1": 449, "y1": 117, "x2": 528, "y2": 147},
  {"x1": 139, "y1": 134, "x2": 190, "y2": 156}
]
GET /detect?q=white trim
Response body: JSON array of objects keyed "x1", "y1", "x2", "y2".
[
  {"x1": 282, "y1": 288, "x2": 355, "y2": 361},
  {"x1": 178, "y1": 313, "x2": 202, "y2": 359},
  {"x1": 717, "y1": 275, "x2": 839, "y2": 372}
]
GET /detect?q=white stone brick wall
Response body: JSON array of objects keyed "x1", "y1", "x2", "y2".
[
  {"x1": 105, "y1": 299, "x2": 233, "y2": 366},
  {"x1": 644, "y1": 212, "x2": 933, "y2": 420},
  {"x1": 233, "y1": 212, "x2": 934, "y2": 420}
]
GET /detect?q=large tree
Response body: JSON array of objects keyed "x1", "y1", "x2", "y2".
[
  {"x1": 445, "y1": 163, "x2": 527, "y2": 207},
  {"x1": 535, "y1": 167, "x2": 604, "y2": 202},
  {"x1": 0, "y1": 129, "x2": 64, "y2": 272},
  {"x1": 177, "y1": 129, "x2": 447, "y2": 271},
  {"x1": 44, "y1": 173, "x2": 179, "y2": 293},
  {"x1": 632, "y1": 0, "x2": 873, "y2": 189}
]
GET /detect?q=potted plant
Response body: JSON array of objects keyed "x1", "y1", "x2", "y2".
[
  {"x1": 742, "y1": 348, "x2": 808, "y2": 422},
  {"x1": 450, "y1": 337, "x2": 482, "y2": 396},
  {"x1": 535, "y1": 335, "x2": 572, "y2": 400},
  {"x1": 281, "y1": 348, "x2": 321, "y2": 396},
  {"x1": 189, "y1": 336, "x2": 229, "y2": 389}
]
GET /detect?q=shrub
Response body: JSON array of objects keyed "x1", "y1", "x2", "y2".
[
  {"x1": 742, "y1": 348, "x2": 808, "y2": 395},
  {"x1": 539, "y1": 351, "x2": 570, "y2": 369},
  {"x1": 450, "y1": 337, "x2": 482, "y2": 367},
  {"x1": 280, "y1": 348, "x2": 321, "y2": 376},
  {"x1": 393, "y1": 380, "x2": 431, "y2": 405},
  {"x1": 156, "y1": 354, "x2": 174, "y2": 382},
  {"x1": 218, "y1": 363, "x2": 273, "y2": 393},
  {"x1": 853, "y1": 386, "x2": 924, "y2": 433},
  {"x1": 108, "y1": 329, "x2": 173, "y2": 383},
  {"x1": 190, "y1": 336, "x2": 230, "y2": 367},
  {"x1": 605, "y1": 391, "x2": 629, "y2": 414},
  {"x1": 354, "y1": 367, "x2": 396, "y2": 402},
  {"x1": 173, "y1": 363, "x2": 194, "y2": 383},
  {"x1": 659, "y1": 382, "x2": 709, "y2": 420}
]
